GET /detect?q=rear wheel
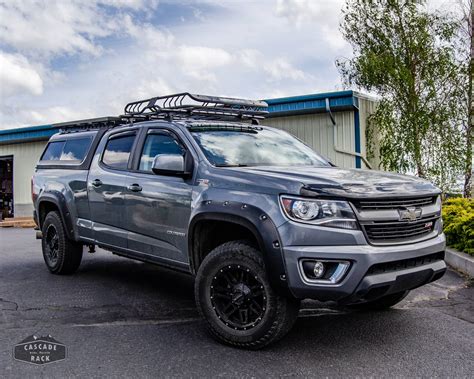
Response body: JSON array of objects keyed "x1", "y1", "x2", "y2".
[
  {"x1": 41, "y1": 211, "x2": 83, "y2": 274},
  {"x1": 195, "y1": 241, "x2": 300, "y2": 349},
  {"x1": 347, "y1": 291, "x2": 409, "y2": 311}
]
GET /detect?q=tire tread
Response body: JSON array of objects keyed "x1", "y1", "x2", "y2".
[
  {"x1": 42, "y1": 211, "x2": 82, "y2": 275},
  {"x1": 195, "y1": 241, "x2": 299, "y2": 349}
]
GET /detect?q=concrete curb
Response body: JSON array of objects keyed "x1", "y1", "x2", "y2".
[{"x1": 445, "y1": 247, "x2": 474, "y2": 278}]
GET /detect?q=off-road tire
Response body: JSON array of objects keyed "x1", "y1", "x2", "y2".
[
  {"x1": 195, "y1": 241, "x2": 300, "y2": 349},
  {"x1": 41, "y1": 211, "x2": 83, "y2": 274},
  {"x1": 347, "y1": 290, "x2": 409, "y2": 311}
]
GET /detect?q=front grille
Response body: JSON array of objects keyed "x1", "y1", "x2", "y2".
[
  {"x1": 367, "y1": 252, "x2": 444, "y2": 275},
  {"x1": 356, "y1": 196, "x2": 436, "y2": 211},
  {"x1": 363, "y1": 216, "x2": 437, "y2": 243}
]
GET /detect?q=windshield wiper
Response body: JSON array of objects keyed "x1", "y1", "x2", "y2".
[{"x1": 214, "y1": 163, "x2": 249, "y2": 167}]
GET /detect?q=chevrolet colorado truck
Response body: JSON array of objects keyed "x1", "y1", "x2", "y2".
[{"x1": 32, "y1": 93, "x2": 446, "y2": 349}]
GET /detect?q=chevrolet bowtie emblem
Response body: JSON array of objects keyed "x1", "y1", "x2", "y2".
[{"x1": 398, "y1": 207, "x2": 422, "y2": 221}]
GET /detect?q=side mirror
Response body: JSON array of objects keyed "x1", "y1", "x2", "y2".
[{"x1": 152, "y1": 154, "x2": 185, "y2": 176}]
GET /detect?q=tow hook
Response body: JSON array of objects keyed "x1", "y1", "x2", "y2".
[{"x1": 35, "y1": 231, "x2": 43, "y2": 240}]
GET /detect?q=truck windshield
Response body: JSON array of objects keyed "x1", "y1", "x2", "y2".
[{"x1": 189, "y1": 127, "x2": 330, "y2": 167}]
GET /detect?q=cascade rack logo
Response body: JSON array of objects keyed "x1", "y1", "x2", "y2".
[{"x1": 13, "y1": 335, "x2": 67, "y2": 365}]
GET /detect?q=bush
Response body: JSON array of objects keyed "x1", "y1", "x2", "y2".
[{"x1": 442, "y1": 198, "x2": 474, "y2": 256}]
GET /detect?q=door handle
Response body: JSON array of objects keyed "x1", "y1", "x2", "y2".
[
  {"x1": 127, "y1": 184, "x2": 142, "y2": 192},
  {"x1": 91, "y1": 179, "x2": 102, "y2": 187}
]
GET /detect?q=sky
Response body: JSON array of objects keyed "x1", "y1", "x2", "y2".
[{"x1": 0, "y1": 0, "x2": 458, "y2": 130}]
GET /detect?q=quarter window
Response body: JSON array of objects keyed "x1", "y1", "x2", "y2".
[
  {"x1": 102, "y1": 134, "x2": 136, "y2": 169},
  {"x1": 139, "y1": 133, "x2": 184, "y2": 172}
]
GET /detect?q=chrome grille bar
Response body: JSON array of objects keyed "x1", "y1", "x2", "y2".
[{"x1": 356, "y1": 196, "x2": 436, "y2": 211}]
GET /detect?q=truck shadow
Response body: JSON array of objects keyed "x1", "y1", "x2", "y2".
[
  {"x1": 4, "y1": 248, "x2": 424, "y2": 356},
  {"x1": 77, "y1": 252, "x2": 413, "y2": 351}
]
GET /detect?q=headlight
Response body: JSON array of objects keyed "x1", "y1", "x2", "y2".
[{"x1": 280, "y1": 196, "x2": 359, "y2": 230}]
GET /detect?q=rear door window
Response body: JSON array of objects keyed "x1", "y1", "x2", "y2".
[
  {"x1": 41, "y1": 137, "x2": 92, "y2": 162},
  {"x1": 102, "y1": 134, "x2": 136, "y2": 169}
]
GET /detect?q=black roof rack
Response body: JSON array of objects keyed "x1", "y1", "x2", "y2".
[
  {"x1": 56, "y1": 116, "x2": 124, "y2": 133},
  {"x1": 122, "y1": 93, "x2": 268, "y2": 122},
  {"x1": 54, "y1": 94, "x2": 268, "y2": 134}
]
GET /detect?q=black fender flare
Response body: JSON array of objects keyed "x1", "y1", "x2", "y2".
[
  {"x1": 188, "y1": 201, "x2": 292, "y2": 297},
  {"x1": 37, "y1": 192, "x2": 76, "y2": 241}
]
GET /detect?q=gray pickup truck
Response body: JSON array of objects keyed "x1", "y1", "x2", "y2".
[{"x1": 32, "y1": 93, "x2": 446, "y2": 349}]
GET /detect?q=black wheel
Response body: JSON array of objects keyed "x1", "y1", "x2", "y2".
[
  {"x1": 41, "y1": 211, "x2": 83, "y2": 275},
  {"x1": 195, "y1": 241, "x2": 300, "y2": 349},
  {"x1": 347, "y1": 291, "x2": 409, "y2": 311}
]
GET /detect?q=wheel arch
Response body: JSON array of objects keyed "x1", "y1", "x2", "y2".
[
  {"x1": 37, "y1": 193, "x2": 76, "y2": 240},
  {"x1": 188, "y1": 201, "x2": 291, "y2": 297}
]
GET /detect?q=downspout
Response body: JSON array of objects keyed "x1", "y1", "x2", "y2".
[{"x1": 325, "y1": 98, "x2": 372, "y2": 169}]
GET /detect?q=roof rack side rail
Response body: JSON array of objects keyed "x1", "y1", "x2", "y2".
[{"x1": 55, "y1": 117, "x2": 124, "y2": 133}]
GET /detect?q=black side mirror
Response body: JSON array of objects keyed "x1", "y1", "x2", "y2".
[{"x1": 152, "y1": 154, "x2": 186, "y2": 176}]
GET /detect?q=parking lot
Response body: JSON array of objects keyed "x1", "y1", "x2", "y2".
[{"x1": 0, "y1": 227, "x2": 473, "y2": 377}]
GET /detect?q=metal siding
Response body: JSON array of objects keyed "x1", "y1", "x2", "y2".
[
  {"x1": 357, "y1": 97, "x2": 379, "y2": 169},
  {"x1": 263, "y1": 111, "x2": 356, "y2": 168},
  {"x1": 0, "y1": 141, "x2": 47, "y2": 209}
]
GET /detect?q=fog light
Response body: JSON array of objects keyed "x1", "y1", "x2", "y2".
[
  {"x1": 313, "y1": 261, "x2": 325, "y2": 278},
  {"x1": 300, "y1": 260, "x2": 350, "y2": 283}
]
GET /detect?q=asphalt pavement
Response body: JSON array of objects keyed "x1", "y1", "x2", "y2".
[{"x1": 0, "y1": 228, "x2": 473, "y2": 378}]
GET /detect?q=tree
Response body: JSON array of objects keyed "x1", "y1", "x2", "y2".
[
  {"x1": 336, "y1": 0, "x2": 467, "y2": 194},
  {"x1": 456, "y1": 0, "x2": 473, "y2": 197}
]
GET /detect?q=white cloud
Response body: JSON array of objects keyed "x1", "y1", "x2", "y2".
[
  {"x1": 276, "y1": 0, "x2": 345, "y2": 28},
  {"x1": 27, "y1": 106, "x2": 94, "y2": 125},
  {"x1": 0, "y1": 52, "x2": 43, "y2": 96},
  {"x1": 176, "y1": 46, "x2": 233, "y2": 81},
  {"x1": 264, "y1": 58, "x2": 307, "y2": 81},
  {"x1": 0, "y1": 104, "x2": 95, "y2": 129},
  {"x1": 238, "y1": 49, "x2": 262, "y2": 69},
  {"x1": 98, "y1": 0, "x2": 159, "y2": 10},
  {"x1": 0, "y1": 0, "x2": 350, "y2": 129},
  {"x1": 0, "y1": 0, "x2": 159, "y2": 60},
  {"x1": 122, "y1": 14, "x2": 174, "y2": 48},
  {"x1": 135, "y1": 77, "x2": 175, "y2": 99},
  {"x1": 0, "y1": 1, "x2": 106, "y2": 58},
  {"x1": 275, "y1": 0, "x2": 347, "y2": 50}
]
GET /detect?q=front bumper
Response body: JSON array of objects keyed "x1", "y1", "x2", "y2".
[{"x1": 282, "y1": 234, "x2": 446, "y2": 303}]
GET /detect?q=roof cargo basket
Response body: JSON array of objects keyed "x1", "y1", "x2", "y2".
[
  {"x1": 122, "y1": 93, "x2": 268, "y2": 122},
  {"x1": 56, "y1": 116, "x2": 124, "y2": 133}
]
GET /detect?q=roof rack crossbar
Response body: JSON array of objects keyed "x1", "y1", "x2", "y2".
[{"x1": 123, "y1": 92, "x2": 268, "y2": 122}]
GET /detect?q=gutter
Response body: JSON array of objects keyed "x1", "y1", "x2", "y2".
[{"x1": 325, "y1": 98, "x2": 372, "y2": 169}]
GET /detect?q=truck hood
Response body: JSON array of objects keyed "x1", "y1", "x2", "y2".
[{"x1": 234, "y1": 166, "x2": 440, "y2": 199}]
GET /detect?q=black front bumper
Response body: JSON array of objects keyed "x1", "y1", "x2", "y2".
[
  {"x1": 345, "y1": 259, "x2": 446, "y2": 304},
  {"x1": 282, "y1": 234, "x2": 447, "y2": 303}
]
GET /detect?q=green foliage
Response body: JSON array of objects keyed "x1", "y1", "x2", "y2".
[
  {"x1": 337, "y1": 0, "x2": 468, "y2": 193},
  {"x1": 442, "y1": 197, "x2": 474, "y2": 255}
]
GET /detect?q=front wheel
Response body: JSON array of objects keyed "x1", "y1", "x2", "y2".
[{"x1": 195, "y1": 241, "x2": 300, "y2": 349}]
